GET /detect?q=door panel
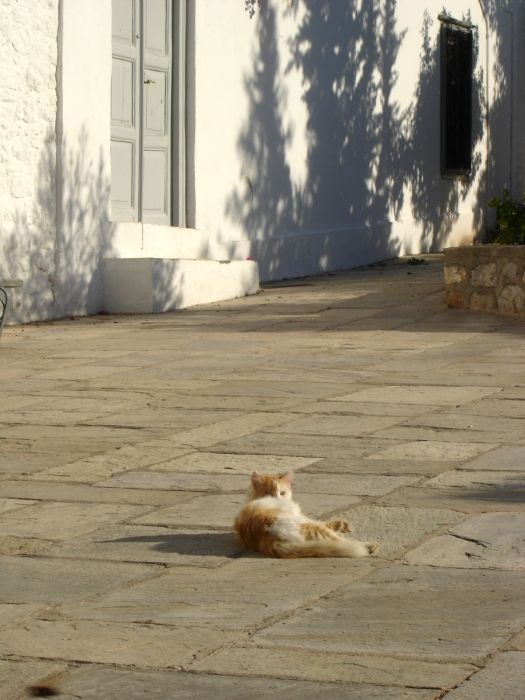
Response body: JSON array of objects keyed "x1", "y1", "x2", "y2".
[
  {"x1": 145, "y1": 0, "x2": 168, "y2": 53},
  {"x1": 111, "y1": 0, "x2": 140, "y2": 222},
  {"x1": 112, "y1": 0, "x2": 135, "y2": 42},
  {"x1": 142, "y1": 149, "x2": 168, "y2": 216},
  {"x1": 111, "y1": 58, "x2": 135, "y2": 126},
  {"x1": 111, "y1": 140, "x2": 135, "y2": 211},
  {"x1": 142, "y1": 0, "x2": 171, "y2": 224},
  {"x1": 144, "y1": 68, "x2": 168, "y2": 134}
]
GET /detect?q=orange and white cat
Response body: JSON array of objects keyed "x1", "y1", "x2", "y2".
[{"x1": 234, "y1": 471, "x2": 378, "y2": 558}]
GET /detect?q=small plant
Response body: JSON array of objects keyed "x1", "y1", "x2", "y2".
[{"x1": 487, "y1": 189, "x2": 525, "y2": 244}]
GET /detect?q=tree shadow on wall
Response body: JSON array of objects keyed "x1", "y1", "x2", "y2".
[
  {"x1": 226, "y1": 2, "x2": 490, "y2": 280},
  {"x1": 401, "y1": 9, "x2": 486, "y2": 250},
  {"x1": 482, "y1": 0, "x2": 517, "y2": 207},
  {"x1": 1, "y1": 126, "x2": 115, "y2": 323}
]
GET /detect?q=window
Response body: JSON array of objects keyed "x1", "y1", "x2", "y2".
[{"x1": 440, "y1": 18, "x2": 473, "y2": 177}]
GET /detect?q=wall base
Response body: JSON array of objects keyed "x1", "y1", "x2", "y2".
[{"x1": 102, "y1": 258, "x2": 259, "y2": 314}]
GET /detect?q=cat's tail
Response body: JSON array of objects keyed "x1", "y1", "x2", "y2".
[{"x1": 273, "y1": 538, "x2": 378, "y2": 559}]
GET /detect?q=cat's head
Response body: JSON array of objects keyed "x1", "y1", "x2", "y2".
[{"x1": 249, "y1": 470, "x2": 293, "y2": 500}]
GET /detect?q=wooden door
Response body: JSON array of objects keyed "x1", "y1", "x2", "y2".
[{"x1": 111, "y1": 0, "x2": 172, "y2": 224}]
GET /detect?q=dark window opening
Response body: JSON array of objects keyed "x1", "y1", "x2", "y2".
[{"x1": 441, "y1": 21, "x2": 473, "y2": 177}]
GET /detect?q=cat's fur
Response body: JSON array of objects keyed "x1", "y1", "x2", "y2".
[{"x1": 234, "y1": 471, "x2": 378, "y2": 558}]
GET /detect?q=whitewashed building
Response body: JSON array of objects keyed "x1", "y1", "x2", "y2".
[{"x1": 1, "y1": 0, "x2": 524, "y2": 323}]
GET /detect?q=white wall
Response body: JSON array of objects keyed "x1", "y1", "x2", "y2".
[
  {"x1": 1, "y1": 0, "x2": 522, "y2": 323},
  {"x1": 484, "y1": 1, "x2": 525, "y2": 201},
  {"x1": 190, "y1": 0, "x2": 495, "y2": 280},
  {"x1": 0, "y1": 0, "x2": 113, "y2": 324},
  {"x1": 56, "y1": 0, "x2": 113, "y2": 317},
  {"x1": 0, "y1": 0, "x2": 59, "y2": 321}
]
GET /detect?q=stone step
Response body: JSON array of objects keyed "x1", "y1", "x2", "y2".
[
  {"x1": 102, "y1": 257, "x2": 259, "y2": 314},
  {"x1": 111, "y1": 224, "x2": 211, "y2": 260}
]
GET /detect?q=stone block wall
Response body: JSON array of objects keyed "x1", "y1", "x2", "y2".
[{"x1": 444, "y1": 246, "x2": 525, "y2": 316}]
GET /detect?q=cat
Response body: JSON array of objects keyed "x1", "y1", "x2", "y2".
[{"x1": 234, "y1": 470, "x2": 378, "y2": 558}]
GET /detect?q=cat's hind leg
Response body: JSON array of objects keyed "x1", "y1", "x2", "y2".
[
  {"x1": 300, "y1": 521, "x2": 342, "y2": 541},
  {"x1": 325, "y1": 518, "x2": 352, "y2": 533}
]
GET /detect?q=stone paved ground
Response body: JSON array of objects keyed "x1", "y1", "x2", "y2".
[{"x1": 1, "y1": 254, "x2": 525, "y2": 699}]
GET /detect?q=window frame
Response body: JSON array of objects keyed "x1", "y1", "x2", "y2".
[{"x1": 440, "y1": 15, "x2": 474, "y2": 180}]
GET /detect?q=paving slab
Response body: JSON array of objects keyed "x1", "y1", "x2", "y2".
[
  {"x1": 150, "y1": 392, "x2": 303, "y2": 412},
  {"x1": 423, "y1": 470, "x2": 525, "y2": 503},
  {"x1": 341, "y1": 505, "x2": 463, "y2": 558},
  {"x1": 82, "y1": 407, "x2": 244, "y2": 431},
  {"x1": 0, "y1": 497, "x2": 35, "y2": 514},
  {"x1": 369, "y1": 440, "x2": 498, "y2": 463},
  {"x1": 0, "y1": 556, "x2": 156, "y2": 604},
  {"x1": 0, "y1": 394, "x2": 51, "y2": 412},
  {"x1": 0, "y1": 423, "x2": 149, "y2": 449},
  {"x1": 0, "y1": 602, "x2": 46, "y2": 629},
  {"x1": 330, "y1": 385, "x2": 500, "y2": 405},
  {"x1": 210, "y1": 432, "x2": 391, "y2": 458},
  {"x1": 55, "y1": 558, "x2": 375, "y2": 630},
  {"x1": 99, "y1": 470, "x2": 416, "y2": 498},
  {"x1": 132, "y1": 493, "x2": 246, "y2": 528},
  {"x1": 300, "y1": 456, "x2": 454, "y2": 476},
  {"x1": 47, "y1": 666, "x2": 434, "y2": 700},
  {"x1": 405, "y1": 512, "x2": 525, "y2": 569},
  {"x1": 445, "y1": 652, "x2": 525, "y2": 700},
  {"x1": 44, "y1": 524, "x2": 242, "y2": 566},
  {"x1": 0, "y1": 444, "x2": 108, "y2": 476},
  {"x1": 29, "y1": 443, "x2": 194, "y2": 483},
  {"x1": 381, "y1": 470, "x2": 525, "y2": 513},
  {"x1": 2, "y1": 258, "x2": 525, "y2": 696},
  {"x1": 2, "y1": 404, "x2": 118, "y2": 426},
  {"x1": 446, "y1": 361, "x2": 525, "y2": 380},
  {"x1": 133, "y1": 492, "x2": 363, "y2": 528},
  {"x1": 0, "y1": 618, "x2": 240, "y2": 669},
  {"x1": 0, "y1": 479, "x2": 200, "y2": 507},
  {"x1": 36, "y1": 362, "x2": 137, "y2": 381},
  {"x1": 150, "y1": 451, "x2": 320, "y2": 474},
  {"x1": 0, "y1": 501, "x2": 148, "y2": 540},
  {"x1": 0, "y1": 659, "x2": 67, "y2": 700},
  {"x1": 0, "y1": 535, "x2": 52, "y2": 555},
  {"x1": 396, "y1": 412, "x2": 525, "y2": 437},
  {"x1": 164, "y1": 412, "x2": 300, "y2": 449},
  {"x1": 292, "y1": 472, "x2": 418, "y2": 496},
  {"x1": 296, "y1": 399, "x2": 437, "y2": 417},
  {"x1": 375, "y1": 425, "x2": 521, "y2": 444},
  {"x1": 469, "y1": 400, "x2": 525, "y2": 418},
  {"x1": 254, "y1": 565, "x2": 525, "y2": 663},
  {"x1": 267, "y1": 414, "x2": 404, "y2": 436},
  {"x1": 353, "y1": 369, "x2": 513, "y2": 389},
  {"x1": 506, "y1": 628, "x2": 525, "y2": 651},
  {"x1": 193, "y1": 644, "x2": 476, "y2": 690},
  {"x1": 461, "y1": 445, "x2": 525, "y2": 471},
  {"x1": 98, "y1": 470, "x2": 249, "y2": 492},
  {"x1": 381, "y1": 486, "x2": 525, "y2": 513}
]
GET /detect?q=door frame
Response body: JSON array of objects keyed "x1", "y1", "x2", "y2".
[
  {"x1": 110, "y1": 0, "x2": 186, "y2": 227},
  {"x1": 172, "y1": 0, "x2": 186, "y2": 227}
]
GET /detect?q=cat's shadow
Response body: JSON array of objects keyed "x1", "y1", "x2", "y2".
[{"x1": 98, "y1": 530, "x2": 254, "y2": 558}]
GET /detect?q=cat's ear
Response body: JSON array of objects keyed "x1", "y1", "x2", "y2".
[
  {"x1": 251, "y1": 471, "x2": 263, "y2": 487},
  {"x1": 281, "y1": 471, "x2": 294, "y2": 485}
]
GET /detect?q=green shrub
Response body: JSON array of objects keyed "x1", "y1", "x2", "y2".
[{"x1": 487, "y1": 189, "x2": 525, "y2": 244}]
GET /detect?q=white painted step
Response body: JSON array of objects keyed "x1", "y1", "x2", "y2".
[
  {"x1": 102, "y1": 258, "x2": 259, "y2": 314},
  {"x1": 112, "y1": 224, "x2": 210, "y2": 260}
]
